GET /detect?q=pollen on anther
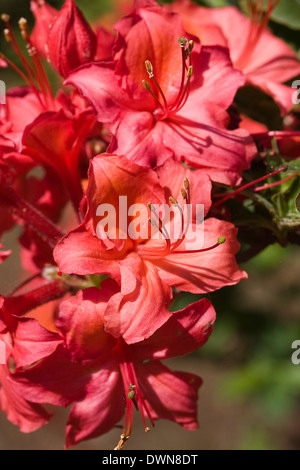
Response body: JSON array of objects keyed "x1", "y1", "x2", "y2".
[
  {"x1": 142, "y1": 79, "x2": 151, "y2": 91},
  {"x1": 187, "y1": 66, "x2": 193, "y2": 78},
  {"x1": 3, "y1": 29, "x2": 12, "y2": 42},
  {"x1": 1, "y1": 14, "x2": 10, "y2": 23},
  {"x1": 169, "y1": 196, "x2": 178, "y2": 205},
  {"x1": 145, "y1": 60, "x2": 154, "y2": 78},
  {"x1": 183, "y1": 177, "x2": 189, "y2": 190},
  {"x1": 178, "y1": 36, "x2": 188, "y2": 47},
  {"x1": 18, "y1": 18, "x2": 28, "y2": 30}
]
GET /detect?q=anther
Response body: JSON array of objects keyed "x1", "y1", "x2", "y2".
[
  {"x1": 183, "y1": 177, "x2": 189, "y2": 190},
  {"x1": 128, "y1": 383, "x2": 136, "y2": 400},
  {"x1": 187, "y1": 65, "x2": 193, "y2": 78},
  {"x1": 169, "y1": 196, "x2": 178, "y2": 205},
  {"x1": 142, "y1": 79, "x2": 151, "y2": 91},
  {"x1": 1, "y1": 14, "x2": 10, "y2": 22},
  {"x1": 178, "y1": 36, "x2": 188, "y2": 47},
  {"x1": 3, "y1": 28, "x2": 12, "y2": 42},
  {"x1": 185, "y1": 40, "x2": 194, "y2": 59},
  {"x1": 145, "y1": 427, "x2": 151, "y2": 433},
  {"x1": 145, "y1": 60, "x2": 154, "y2": 78},
  {"x1": 18, "y1": 17, "x2": 28, "y2": 31},
  {"x1": 114, "y1": 434, "x2": 130, "y2": 451},
  {"x1": 181, "y1": 188, "x2": 187, "y2": 200}
]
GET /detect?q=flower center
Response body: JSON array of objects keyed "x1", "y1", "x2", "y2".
[
  {"x1": 137, "y1": 177, "x2": 226, "y2": 260},
  {"x1": 0, "y1": 14, "x2": 55, "y2": 110},
  {"x1": 142, "y1": 37, "x2": 194, "y2": 121}
]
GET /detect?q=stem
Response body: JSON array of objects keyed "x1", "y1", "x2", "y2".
[
  {"x1": 0, "y1": 184, "x2": 65, "y2": 248},
  {"x1": 4, "y1": 279, "x2": 67, "y2": 316}
]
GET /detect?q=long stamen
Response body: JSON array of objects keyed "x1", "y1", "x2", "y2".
[
  {"x1": 2, "y1": 16, "x2": 41, "y2": 94},
  {"x1": 148, "y1": 217, "x2": 171, "y2": 252},
  {"x1": 235, "y1": 0, "x2": 280, "y2": 69},
  {"x1": 18, "y1": 17, "x2": 54, "y2": 106},
  {"x1": 127, "y1": 361, "x2": 154, "y2": 430},
  {"x1": 145, "y1": 60, "x2": 168, "y2": 110},
  {"x1": 169, "y1": 177, "x2": 191, "y2": 252},
  {"x1": 212, "y1": 165, "x2": 289, "y2": 208},
  {"x1": 169, "y1": 38, "x2": 193, "y2": 114},
  {"x1": 142, "y1": 80, "x2": 163, "y2": 109},
  {"x1": 1, "y1": 14, "x2": 54, "y2": 110},
  {"x1": 173, "y1": 236, "x2": 226, "y2": 255},
  {"x1": 171, "y1": 65, "x2": 193, "y2": 114},
  {"x1": 254, "y1": 172, "x2": 298, "y2": 192},
  {"x1": 148, "y1": 202, "x2": 170, "y2": 242}
]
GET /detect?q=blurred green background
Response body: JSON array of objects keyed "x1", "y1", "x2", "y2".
[{"x1": 0, "y1": 0, "x2": 300, "y2": 451}]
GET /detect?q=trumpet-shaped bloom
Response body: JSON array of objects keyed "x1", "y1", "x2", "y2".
[
  {"x1": 66, "y1": 0, "x2": 255, "y2": 185},
  {"x1": 54, "y1": 154, "x2": 247, "y2": 343},
  {"x1": 8, "y1": 281, "x2": 216, "y2": 448},
  {"x1": 170, "y1": 0, "x2": 300, "y2": 114}
]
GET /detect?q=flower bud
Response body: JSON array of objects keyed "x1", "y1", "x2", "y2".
[
  {"x1": 30, "y1": 0, "x2": 58, "y2": 60},
  {"x1": 46, "y1": 0, "x2": 97, "y2": 77}
]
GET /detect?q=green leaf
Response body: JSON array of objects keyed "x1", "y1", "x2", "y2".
[
  {"x1": 269, "y1": 0, "x2": 300, "y2": 31},
  {"x1": 272, "y1": 193, "x2": 289, "y2": 217},
  {"x1": 235, "y1": 86, "x2": 282, "y2": 129},
  {"x1": 296, "y1": 192, "x2": 300, "y2": 213},
  {"x1": 287, "y1": 158, "x2": 300, "y2": 172},
  {"x1": 201, "y1": 0, "x2": 230, "y2": 6}
]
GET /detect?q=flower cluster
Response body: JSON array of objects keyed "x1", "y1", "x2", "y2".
[{"x1": 0, "y1": 0, "x2": 299, "y2": 449}]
